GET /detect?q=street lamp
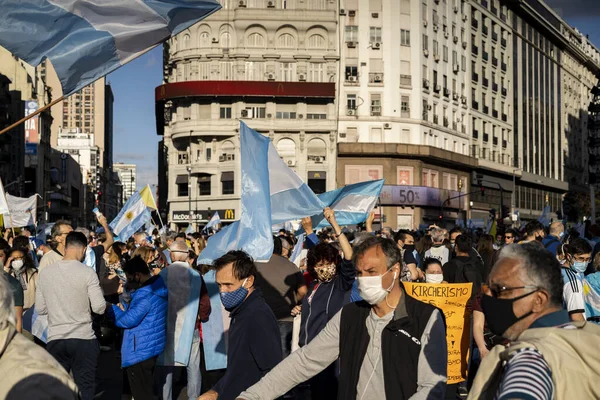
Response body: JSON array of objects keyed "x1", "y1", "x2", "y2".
[{"x1": 187, "y1": 166, "x2": 192, "y2": 230}]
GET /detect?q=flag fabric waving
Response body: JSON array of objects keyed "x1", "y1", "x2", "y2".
[
  {"x1": 0, "y1": 178, "x2": 9, "y2": 215},
  {"x1": 109, "y1": 190, "x2": 152, "y2": 242},
  {"x1": 310, "y1": 180, "x2": 385, "y2": 229},
  {"x1": 197, "y1": 122, "x2": 273, "y2": 265},
  {"x1": 538, "y1": 204, "x2": 551, "y2": 226},
  {"x1": 204, "y1": 212, "x2": 221, "y2": 231},
  {"x1": 3, "y1": 194, "x2": 37, "y2": 228},
  {"x1": 0, "y1": 0, "x2": 221, "y2": 96}
]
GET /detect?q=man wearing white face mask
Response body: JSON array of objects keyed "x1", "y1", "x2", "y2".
[
  {"x1": 238, "y1": 236, "x2": 447, "y2": 400},
  {"x1": 423, "y1": 258, "x2": 445, "y2": 284}
]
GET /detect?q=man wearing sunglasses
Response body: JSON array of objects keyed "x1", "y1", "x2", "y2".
[
  {"x1": 503, "y1": 229, "x2": 518, "y2": 246},
  {"x1": 470, "y1": 243, "x2": 600, "y2": 400}
]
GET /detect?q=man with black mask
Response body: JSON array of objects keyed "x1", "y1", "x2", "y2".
[
  {"x1": 519, "y1": 220, "x2": 546, "y2": 245},
  {"x1": 469, "y1": 243, "x2": 600, "y2": 399}
]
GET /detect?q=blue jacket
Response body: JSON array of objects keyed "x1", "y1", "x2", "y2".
[
  {"x1": 542, "y1": 235, "x2": 562, "y2": 256},
  {"x1": 109, "y1": 275, "x2": 168, "y2": 367}
]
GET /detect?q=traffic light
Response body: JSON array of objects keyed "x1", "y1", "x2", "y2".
[{"x1": 480, "y1": 187, "x2": 485, "y2": 196}]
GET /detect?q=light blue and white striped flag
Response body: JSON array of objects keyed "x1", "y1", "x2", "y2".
[
  {"x1": 109, "y1": 191, "x2": 152, "y2": 242},
  {"x1": 310, "y1": 180, "x2": 385, "y2": 230},
  {"x1": 204, "y1": 212, "x2": 221, "y2": 231},
  {"x1": 538, "y1": 204, "x2": 551, "y2": 226},
  {"x1": 185, "y1": 224, "x2": 194, "y2": 235},
  {"x1": 0, "y1": 0, "x2": 221, "y2": 96},
  {"x1": 197, "y1": 122, "x2": 274, "y2": 264}
]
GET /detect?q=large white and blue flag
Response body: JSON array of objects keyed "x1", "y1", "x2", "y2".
[
  {"x1": 0, "y1": 0, "x2": 221, "y2": 96},
  {"x1": 538, "y1": 204, "x2": 551, "y2": 226},
  {"x1": 198, "y1": 122, "x2": 273, "y2": 264},
  {"x1": 310, "y1": 180, "x2": 385, "y2": 229},
  {"x1": 204, "y1": 212, "x2": 221, "y2": 231},
  {"x1": 110, "y1": 190, "x2": 152, "y2": 242}
]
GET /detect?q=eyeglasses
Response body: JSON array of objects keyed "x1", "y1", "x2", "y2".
[
  {"x1": 573, "y1": 256, "x2": 591, "y2": 263},
  {"x1": 504, "y1": 236, "x2": 513, "y2": 239},
  {"x1": 488, "y1": 284, "x2": 539, "y2": 298}
]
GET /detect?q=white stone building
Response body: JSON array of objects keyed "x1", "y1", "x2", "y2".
[
  {"x1": 113, "y1": 163, "x2": 137, "y2": 203},
  {"x1": 56, "y1": 128, "x2": 100, "y2": 189}
]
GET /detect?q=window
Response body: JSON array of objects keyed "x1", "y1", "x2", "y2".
[
  {"x1": 244, "y1": 106, "x2": 266, "y2": 118},
  {"x1": 370, "y1": 127, "x2": 383, "y2": 142},
  {"x1": 245, "y1": 61, "x2": 264, "y2": 81},
  {"x1": 433, "y1": 70, "x2": 438, "y2": 85},
  {"x1": 279, "y1": 62, "x2": 296, "y2": 81},
  {"x1": 423, "y1": 34, "x2": 428, "y2": 51},
  {"x1": 452, "y1": 78, "x2": 457, "y2": 92},
  {"x1": 199, "y1": 32, "x2": 210, "y2": 47},
  {"x1": 371, "y1": 93, "x2": 382, "y2": 116},
  {"x1": 220, "y1": 61, "x2": 233, "y2": 80},
  {"x1": 247, "y1": 33, "x2": 265, "y2": 47},
  {"x1": 345, "y1": 26, "x2": 359, "y2": 42},
  {"x1": 401, "y1": 29, "x2": 410, "y2": 46},
  {"x1": 206, "y1": 148, "x2": 212, "y2": 162},
  {"x1": 308, "y1": 63, "x2": 324, "y2": 82},
  {"x1": 347, "y1": 94, "x2": 357, "y2": 109},
  {"x1": 462, "y1": 55, "x2": 466, "y2": 71},
  {"x1": 443, "y1": 46, "x2": 448, "y2": 62},
  {"x1": 177, "y1": 175, "x2": 189, "y2": 196},
  {"x1": 452, "y1": 50, "x2": 457, "y2": 65},
  {"x1": 220, "y1": 32, "x2": 231, "y2": 48},
  {"x1": 308, "y1": 34, "x2": 326, "y2": 49},
  {"x1": 278, "y1": 33, "x2": 296, "y2": 48},
  {"x1": 276, "y1": 111, "x2": 297, "y2": 119},
  {"x1": 308, "y1": 172, "x2": 327, "y2": 194},
  {"x1": 182, "y1": 34, "x2": 190, "y2": 49},
  {"x1": 221, "y1": 172, "x2": 234, "y2": 195},
  {"x1": 401, "y1": 95, "x2": 410, "y2": 117},
  {"x1": 220, "y1": 106, "x2": 232, "y2": 119},
  {"x1": 306, "y1": 113, "x2": 327, "y2": 119},
  {"x1": 199, "y1": 62, "x2": 211, "y2": 80},
  {"x1": 182, "y1": 103, "x2": 191, "y2": 120},
  {"x1": 370, "y1": 27, "x2": 382, "y2": 43},
  {"x1": 307, "y1": 138, "x2": 327, "y2": 162},
  {"x1": 422, "y1": 2, "x2": 427, "y2": 20},
  {"x1": 443, "y1": 75, "x2": 447, "y2": 89},
  {"x1": 345, "y1": 65, "x2": 358, "y2": 79},
  {"x1": 433, "y1": 40, "x2": 439, "y2": 57},
  {"x1": 198, "y1": 176, "x2": 211, "y2": 196}
]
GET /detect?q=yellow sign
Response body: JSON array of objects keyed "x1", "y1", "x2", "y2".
[
  {"x1": 404, "y1": 282, "x2": 473, "y2": 385},
  {"x1": 224, "y1": 209, "x2": 235, "y2": 219}
]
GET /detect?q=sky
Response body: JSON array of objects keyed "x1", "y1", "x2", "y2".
[{"x1": 107, "y1": 0, "x2": 600, "y2": 191}]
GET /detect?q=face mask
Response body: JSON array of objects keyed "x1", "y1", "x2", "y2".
[
  {"x1": 314, "y1": 264, "x2": 337, "y2": 283},
  {"x1": 451, "y1": 243, "x2": 456, "y2": 249},
  {"x1": 357, "y1": 269, "x2": 396, "y2": 305},
  {"x1": 557, "y1": 257, "x2": 567, "y2": 266},
  {"x1": 404, "y1": 245, "x2": 415, "y2": 253},
  {"x1": 11, "y1": 259, "x2": 24, "y2": 271},
  {"x1": 481, "y1": 291, "x2": 537, "y2": 336},
  {"x1": 425, "y1": 274, "x2": 443, "y2": 284},
  {"x1": 559, "y1": 232, "x2": 565, "y2": 239},
  {"x1": 535, "y1": 235, "x2": 544, "y2": 242},
  {"x1": 572, "y1": 261, "x2": 588, "y2": 273},
  {"x1": 37, "y1": 250, "x2": 44, "y2": 258},
  {"x1": 220, "y1": 278, "x2": 249, "y2": 311}
]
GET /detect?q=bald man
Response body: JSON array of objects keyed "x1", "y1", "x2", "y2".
[
  {"x1": 542, "y1": 221, "x2": 564, "y2": 256},
  {"x1": 157, "y1": 241, "x2": 208, "y2": 400}
]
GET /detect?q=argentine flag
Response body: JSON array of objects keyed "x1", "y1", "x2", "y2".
[
  {"x1": 0, "y1": 0, "x2": 221, "y2": 96},
  {"x1": 538, "y1": 204, "x2": 551, "y2": 226},
  {"x1": 310, "y1": 180, "x2": 385, "y2": 229},
  {"x1": 204, "y1": 212, "x2": 221, "y2": 231},
  {"x1": 110, "y1": 186, "x2": 155, "y2": 242}
]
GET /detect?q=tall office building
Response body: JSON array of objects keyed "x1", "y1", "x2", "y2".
[
  {"x1": 113, "y1": 163, "x2": 137, "y2": 203},
  {"x1": 156, "y1": 0, "x2": 338, "y2": 230}
]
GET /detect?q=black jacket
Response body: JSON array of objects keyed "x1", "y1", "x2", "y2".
[
  {"x1": 443, "y1": 255, "x2": 483, "y2": 296},
  {"x1": 338, "y1": 291, "x2": 445, "y2": 399},
  {"x1": 213, "y1": 288, "x2": 282, "y2": 400}
]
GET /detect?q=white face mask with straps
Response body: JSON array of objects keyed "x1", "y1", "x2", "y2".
[{"x1": 356, "y1": 267, "x2": 397, "y2": 305}]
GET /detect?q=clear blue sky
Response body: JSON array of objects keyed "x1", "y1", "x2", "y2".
[{"x1": 107, "y1": 1, "x2": 600, "y2": 190}]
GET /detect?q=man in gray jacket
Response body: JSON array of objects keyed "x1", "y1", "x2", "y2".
[
  {"x1": 238, "y1": 236, "x2": 447, "y2": 400},
  {"x1": 36, "y1": 231, "x2": 106, "y2": 400}
]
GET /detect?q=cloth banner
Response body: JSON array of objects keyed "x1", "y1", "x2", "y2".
[
  {"x1": 3, "y1": 194, "x2": 37, "y2": 228},
  {"x1": 201, "y1": 269, "x2": 229, "y2": 370},
  {"x1": 404, "y1": 282, "x2": 473, "y2": 384}
]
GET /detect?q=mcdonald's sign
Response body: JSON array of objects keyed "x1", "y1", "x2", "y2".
[
  {"x1": 224, "y1": 209, "x2": 235, "y2": 219},
  {"x1": 172, "y1": 209, "x2": 236, "y2": 222}
]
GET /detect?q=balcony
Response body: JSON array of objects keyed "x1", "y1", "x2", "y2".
[
  {"x1": 472, "y1": 100, "x2": 479, "y2": 110},
  {"x1": 370, "y1": 106, "x2": 382, "y2": 116},
  {"x1": 501, "y1": 61, "x2": 507, "y2": 71},
  {"x1": 483, "y1": 77, "x2": 489, "y2": 87},
  {"x1": 483, "y1": 133, "x2": 489, "y2": 142},
  {"x1": 423, "y1": 78, "x2": 430, "y2": 89},
  {"x1": 401, "y1": 110, "x2": 410, "y2": 118},
  {"x1": 501, "y1": 38, "x2": 507, "y2": 47},
  {"x1": 492, "y1": 82, "x2": 498, "y2": 92},
  {"x1": 400, "y1": 74, "x2": 412, "y2": 87},
  {"x1": 472, "y1": 45, "x2": 479, "y2": 55},
  {"x1": 483, "y1": 51, "x2": 489, "y2": 62},
  {"x1": 493, "y1": 137, "x2": 498, "y2": 146},
  {"x1": 492, "y1": 57, "x2": 498, "y2": 67},
  {"x1": 433, "y1": 115, "x2": 439, "y2": 124},
  {"x1": 443, "y1": 88, "x2": 450, "y2": 97},
  {"x1": 483, "y1": 105, "x2": 489, "y2": 114},
  {"x1": 434, "y1": 84, "x2": 441, "y2": 93},
  {"x1": 369, "y1": 73, "x2": 384, "y2": 84},
  {"x1": 502, "y1": 113, "x2": 508, "y2": 122},
  {"x1": 492, "y1": 109, "x2": 499, "y2": 118},
  {"x1": 472, "y1": 19, "x2": 479, "y2": 29},
  {"x1": 482, "y1": 25, "x2": 489, "y2": 36},
  {"x1": 502, "y1": 139, "x2": 508, "y2": 148},
  {"x1": 492, "y1": 32, "x2": 498, "y2": 42},
  {"x1": 472, "y1": 72, "x2": 479, "y2": 82},
  {"x1": 473, "y1": 129, "x2": 479, "y2": 139}
]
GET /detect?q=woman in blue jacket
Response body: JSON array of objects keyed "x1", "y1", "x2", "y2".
[{"x1": 108, "y1": 256, "x2": 168, "y2": 400}]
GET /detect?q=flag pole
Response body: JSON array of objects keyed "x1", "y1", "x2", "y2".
[{"x1": 0, "y1": 96, "x2": 64, "y2": 136}]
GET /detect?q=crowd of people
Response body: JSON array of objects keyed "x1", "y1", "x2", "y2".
[{"x1": 1, "y1": 209, "x2": 600, "y2": 399}]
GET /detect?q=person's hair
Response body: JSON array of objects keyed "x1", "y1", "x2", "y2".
[
  {"x1": 273, "y1": 236, "x2": 283, "y2": 256},
  {"x1": 188, "y1": 250, "x2": 197, "y2": 263},
  {"x1": 122, "y1": 255, "x2": 150, "y2": 276},
  {"x1": 65, "y1": 232, "x2": 88, "y2": 249},
  {"x1": 11, "y1": 235, "x2": 30, "y2": 252},
  {"x1": 394, "y1": 229, "x2": 413, "y2": 244},
  {"x1": 108, "y1": 242, "x2": 127, "y2": 264},
  {"x1": 213, "y1": 250, "x2": 257, "y2": 280},
  {"x1": 477, "y1": 234, "x2": 494, "y2": 254},
  {"x1": 525, "y1": 220, "x2": 544, "y2": 237},
  {"x1": 132, "y1": 246, "x2": 155, "y2": 263},
  {"x1": 162, "y1": 232, "x2": 176, "y2": 244},
  {"x1": 0, "y1": 239, "x2": 10, "y2": 255},
  {"x1": 8, "y1": 248, "x2": 35, "y2": 272},
  {"x1": 134, "y1": 232, "x2": 147, "y2": 240},
  {"x1": 306, "y1": 243, "x2": 342, "y2": 279},
  {"x1": 504, "y1": 228, "x2": 518, "y2": 238},
  {"x1": 496, "y1": 243, "x2": 563, "y2": 307},
  {"x1": 0, "y1": 273, "x2": 15, "y2": 327},
  {"x1": 175, "y1": 232, "x2": 187, "y2": 240},
  {"x1": 421, "y1": 235, "x2": 433, "y2": 254},
  {"x1": 449, "y1": 227, "x2": 465, "y2": 237},
  {"x1": 75, "y1": 227, "x2": 90, "y2": 238},
  {"x1": 423, "y1": 257, "x2": 443, "y2": 272},
  {"x1": 549, "y1": 222, "x2": 564, "y2": 236},
  {"x1": 455, "y1": 234, "x2": 472, "y2": 254},
  {"x1": 353, "y1": 232, "x2": 374, "y2": 247},
  {"x1": 430, "y1": 227, "x2": 445, "y2": 243},
  {"x1": 51, "y1": 220, "x2": 71, "y2": 239},
  {"x1": 352, "y1": 236, "x2": 402, "y2": 270},
  {"x1": 566, "y1": 238, "x2": 592, "y2": 256}
]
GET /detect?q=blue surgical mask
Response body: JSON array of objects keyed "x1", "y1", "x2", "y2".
[
  {"x1": 559, "y1": 232, "x2": 565, "y2": 239},
  {"x1": 572, "y1": 261, "x2": 588, "y2": 273},
  {"x1": 220, "y1": 278, "x2": 249, "y2": 311}
]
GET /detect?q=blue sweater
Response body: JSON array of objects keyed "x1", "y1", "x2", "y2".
[{"x1": 109, "y1": 275, "x2": 168, "y2": 367}]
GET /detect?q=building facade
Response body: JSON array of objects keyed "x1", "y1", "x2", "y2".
[
  {"x1": 156, "y1": 0, "x2": 338, "y2": 230},
  {"x1": 113, "y1": 163, "x2": 137, "y2": 203},
  {"x1": 47, "y1": 149, "x2": 84, "y2": 226}
]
